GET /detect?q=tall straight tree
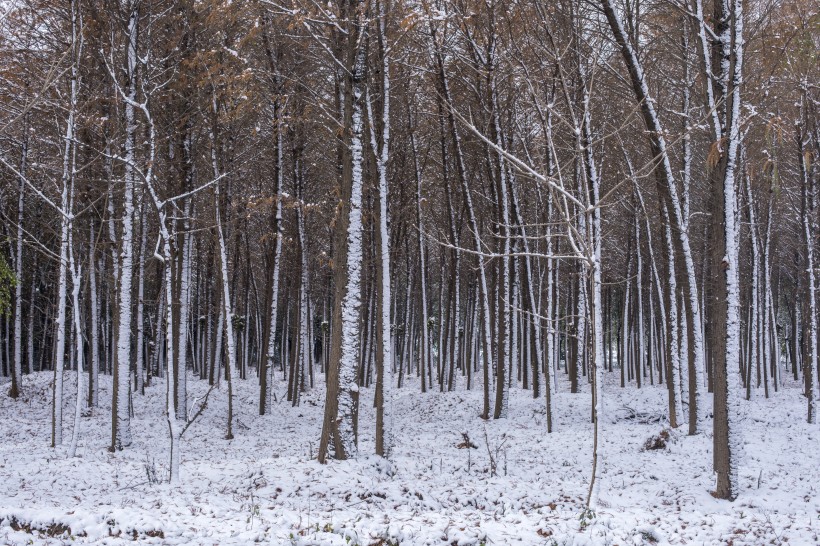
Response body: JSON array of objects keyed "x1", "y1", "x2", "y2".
[
  {"x1": 260, "y1": 17, "x2": 284, "y2": 416},
  {"x1": 369, "y1": 0, "x2": 393, "y2": 457},
  {"x1": 52, "y1": 0, "x2": 81, "y2": 447},
  {"x1": 319, "y1": 0, "x2": 369, "y2": 462},
  {"x1": 797, "y1": 98, "x2": 818, "y2": 424},
  {"x1": 9, "y1": 118, "x2": 26, "y2": 399},
  {"x1": 110, "y1": 0, "x2": 140, "y2": 451},
  {"x1": 710, "y1": 0, "x2": 746, "y2": 501}
]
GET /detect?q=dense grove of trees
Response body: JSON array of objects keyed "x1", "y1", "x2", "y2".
[{"x1": 0, "y1": 0, "x2": 816, "y2": 504}]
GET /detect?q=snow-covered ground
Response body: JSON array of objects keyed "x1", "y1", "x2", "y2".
[{"x1": 0, "y1": 370, "x2": 817, "y2": 545}]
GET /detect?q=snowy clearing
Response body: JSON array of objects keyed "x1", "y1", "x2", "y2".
[{"x1": 0, "y1": 372, "x2": 817, "y2": 545}]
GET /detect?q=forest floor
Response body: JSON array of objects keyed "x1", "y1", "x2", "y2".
[{"x1": 0, "y1": 369, "x2": 817, "y2": 545}]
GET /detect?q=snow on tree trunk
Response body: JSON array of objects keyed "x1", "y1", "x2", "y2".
[
  {"x1": 262, "y1": 100, "x2": 284, "y2": 414},
  {"x1": 623, "y1": 153, "x2": 672, "y2": 402},
  {"x1": 663, "y1": 209, "x2": 683, "y2": 427},
  {"x1": 106, "y1": 183, "x2": 119, "y2": 289},
  {"x1": 692, "y1": 0, "x2": 723, "y2": 143},
  {"x1": 138, "y1": 120, "x2": 181, "y2": 480},
  {"x1": 713, "y1": 0, "x2": 745, "y2": 500},
  {"x1": 135, "y1": 205, "x2": 147, "y2": 396},
  {"x1": 635, "y1": 209, "x2": 645, "y2": 389},
  {"x1": 798, "y1": 104, "x2": 818, "y2": 423},
  {"x1": 370, "y1": 2, "x2": 393, "y2": 456},
  {"x1": 112, "y1": 0, "x2": 139, "y2": 451},
  {"x1": 762, "y1": 200, "x2": 778, "y2": 392},
  {"x1": 335, "y1": 30, "x2": 368, "y2": 460},
  {"x1": 746, "y1": 172, "x2": 762, "y2": 399},
  {"x1": 574, "y1": 260, "x2": 588, "y2": 393},
  {"x1": 491, "y1": 81, "x2": 512, "y2": 420},
  {"x1": 215, "y1": 182, "x2": 238, "y2": 440},
  {"x1": 10, "y1": 126, "x2": 26, "y2": 399},
  {"x1": 584, "y1": 101, "x2": 605, "y2": 511},
  {"x1": 52, "y1": 0, "x2": 80, "y2": 446},
  {"x1": 214, "y1": 301, "x2": 224, "y2": 386},
  {"x1": 297, "y1": 194, "x2": 310, "y2": 407},
  {"x1": 176, "y1": 203, "x2": 192, "y2": 419},
  {"x1": 545, "y1": 193, "x2": 556, "y2": 425},
  {"x1": 89, "y1": 223, "x2": 100, "y2": 407},
  {"x1": 27, "y1": 274, "x2": 35, "y2": 375},
  {"x1": 158, "y1": 219, "x2": 180, "y2": 482},
  {"x1": 68, "y1": 242, "x2": 83, "y2": 458}
]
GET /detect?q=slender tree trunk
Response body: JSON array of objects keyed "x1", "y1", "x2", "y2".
[
  {"x1": 135, "y1": 203, "x2": 147, "y2": 395},
  {"x1": 68, "y1": 238, "x2": 84, "y2": 458},
  {"x1": 89, "y1": 223, "x2": 100, "y2": 407},
  {"x1": 712, "y1": 0, "x2": 745, "y2": 500},
  {"x1": 10, "y1": 122, "x2": 27, "y2": 399},
  {"x1": 798, "y1": 110, "x2": 818, "y2": 423},
  {"x1": 214, "y1": 157, "x2": 239, "y2": 441},
  {"x1": 370, "y1": 9, "x2": 393, "y2": 453},
  {"x1": 319, "y1": 7, "x2": 368, "y2": 461},
  {"x1": 111, "y1": 0, "x2": 139, "y2": 451},
  {"x1": 53, "y1": 0, "x2": 81, "y2": 447}
]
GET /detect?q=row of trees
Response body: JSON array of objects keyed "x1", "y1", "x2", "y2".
[{"x1": 0, "y1": 0, "x2": 817, "y2": 504}]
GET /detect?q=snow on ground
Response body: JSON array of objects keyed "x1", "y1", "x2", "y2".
[{"x1": 0, "y1": 369, "x2": 817, "y2": 545}]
